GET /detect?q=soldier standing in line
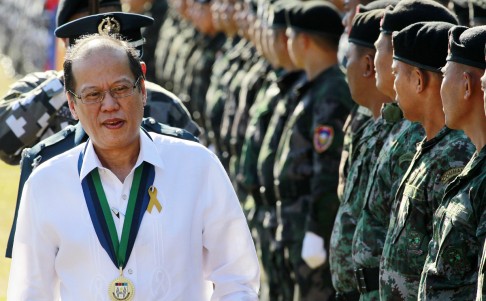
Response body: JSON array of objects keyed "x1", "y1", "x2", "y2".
[
  {"x1": 418, "y1": 25, "x2": 486, "y2": 301},
  {"x1": 236, "y1": 2, "x2": 291, "y2": 299},
  {"x1": 204, "y1": 0, "x2": 249, "y2": 165},
  {"x1": 380, "y1": 21, "x2": 475, "y2": 300},
  {"x1": 180, "y1": 0, "x2": 226, "y2": 144},
  {"x1": 255, "y1": 3, "x2": 307, "y2": 300},
  {"x1": 273, "y1": 2, "x2": 355, "y2": 299},
  {"x1": 330, "y1": 9, "x2": 390, "y2": 301},
  {"x1": 0, "y1": 0, "x2": 199, "y2": 166},
  {"x1": 348, "y1": 2, "x2": 458, "y2": 299}
]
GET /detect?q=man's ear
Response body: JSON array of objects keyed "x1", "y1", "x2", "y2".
[
  {"x1": 67, "y1": 93, "x2": 79, "y2": 120},
  {"x1": 140, "y1": 61, "x2": 147, "y2": 76},
  {"x1": 363, "y1": 54, "x2": 375, "y2": 78},
  {"x1": 415, "y1": 68, "x2": 425, "y2": 93}
]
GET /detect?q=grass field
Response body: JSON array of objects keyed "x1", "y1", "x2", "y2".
[{"x1": 0, "y1": 62, "x2": 17, "y2": 300}]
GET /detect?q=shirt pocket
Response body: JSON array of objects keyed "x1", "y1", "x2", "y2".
[{"x1": 436, "y1": 191, "x2": 477, "y2": 279}]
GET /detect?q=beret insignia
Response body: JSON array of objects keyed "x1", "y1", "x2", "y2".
[{"x1": 98, "y1": 16, "x2": 121, "y2": 35}]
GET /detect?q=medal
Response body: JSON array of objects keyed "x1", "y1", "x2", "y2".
[
  {"x1": 78, "y1": 147, "x2": 156, "y2": 301},
  {"x1": 109, "y1": 267, "x2": 135, "y2": 301}
]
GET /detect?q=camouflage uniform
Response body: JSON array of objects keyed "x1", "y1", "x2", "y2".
[
  {"x1": 0, "y1": 70, "x2": 199, "y2": 165},
  {"x1": 380, "y1": 127, "x2": 474, "y2": 300},
  {"x1": 204, "y1": 37, "x2": 244, "y2": 162},
  {"x1": 351, "y1": 104, "x2": 425, "y2": 301},
  {"x1": 154, "y1": 7, "x2": 182, "y2": 88},
  {"x1": 274, "y1": 65, "x2": 354, "y2": 300},
  {"x1": 331, "y1": 111, "x2": 391, "y2": 299},
  {"x1": 237, "y1": 68, "x2": 280, "y2": 301},
  {"x1": 5, "y1": 118, "x2": 198, "y2": 258},
  {"x1": 181, "y1": 32, "x2": 226, "y2": 142},
  {"x1": 219, "y1": 41, "x2": 258, "y2": 170},
  {"x1": 419, "y1": 146, "x2": 486, "y2": 300}
]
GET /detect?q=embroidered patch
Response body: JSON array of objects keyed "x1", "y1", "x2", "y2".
[
  {"x1": 443, "y1": 246, "x2": 470, "y2": 274},
  {"x1": 440, "y1": 167, "x2": 464, "y2": 184},
  {"x1": 314, "y1": 126, "x2": 334, "y2": 153},
  {"x1": 398, "y1": 152, "x2": 415, "y2": 167}
]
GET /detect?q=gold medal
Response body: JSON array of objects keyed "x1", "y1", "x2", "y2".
[{"x1": 108, "y1": 267, "x2": 135, "y2": 301}]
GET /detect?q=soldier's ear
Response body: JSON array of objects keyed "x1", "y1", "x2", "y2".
[
  {"x1": 414, "y1": 68, "x2": 425, "y2": 93},
  {"x1": 67, "y1": 93, "x2": 79, "y2": 120},
  {"x1": 363, "y1": 54, "x2": 375, "y2": 78},
  {"x1": 140, "y1": 61, "x2": 147, "y2": 76}
]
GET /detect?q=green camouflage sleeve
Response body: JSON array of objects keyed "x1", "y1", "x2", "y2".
[{"x1": 419, "y1": 149, "x2": 486, "y2": 301}]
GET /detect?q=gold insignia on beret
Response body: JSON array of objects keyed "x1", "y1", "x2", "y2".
[{"x1": 98, "y1": 17, "x2": 121, "y2": 35}]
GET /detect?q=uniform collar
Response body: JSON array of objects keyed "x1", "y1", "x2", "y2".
[{"x1": 79, "y1": 128, "x2": 164, "y2": 181}]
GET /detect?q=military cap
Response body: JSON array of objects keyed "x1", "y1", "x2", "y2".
[
  {"x1": 392, "y1": 21, "x2": 455, "y2": 72},
  {"x1": 55, "y1": 12, "x2": 154, "y2": 57},
  {"x1": 472, "y1": 0, "x2": 486, "y2": 24},
  {"x1": 286, "y1": 0, "x2": 343, "y2": 37},
  {"x1": 446, "y1": 25, "x2": 486, "y2": 70},
  {"x1": 348, "y1": 9, "x2": 385, "y2": 49},
  {"x1": 380, "y1": 0, "x2": 458, "y2": 34},
  {"x1": 357, "y1": 0, "x2": 398, "y2": 13},
  {"x1": 56, "y1": 0, "x2": 122, "y2": 27},
  {"x1": 268, "y1": 0, "x2": 294, "y2": 29}
]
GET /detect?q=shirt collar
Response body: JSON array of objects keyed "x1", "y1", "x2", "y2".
[{"x1": 79, "y1": 129, "x2": 164, "y2": 181}]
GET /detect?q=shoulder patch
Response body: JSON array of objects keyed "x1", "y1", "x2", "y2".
[
  {"x1": 313, "y1": 125, "x2": 334, "y2": 153},
  {"x1": 440, "y1": 167, "x2": 464, "y2": 184}
]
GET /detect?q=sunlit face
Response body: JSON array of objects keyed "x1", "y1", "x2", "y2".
[
  {"x1": 440, "y1": 61, "x2": 466, "y2": 129},
  {"x1": 346, "y1": 43, "x2": 367, "y2": 105},
  {"x1": 68, "y1": 44, "x2": 146, "y2": 152},
  {"x1": 374, "y1": 32, "x2": 395, "y2": 99},
  {"x1": 210, "y1": 0, "x2": 223, "y2": 31},
  {"x1": 392, "y1": 59, "x2": 419, "y2": 121},
  {"x1": 286, "y1": 28, "x2": 303, "y2": 68}
]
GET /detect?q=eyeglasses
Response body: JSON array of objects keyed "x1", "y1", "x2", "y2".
[{"x1": 68, "y1": 77, "x2": 142, "y2": 104}]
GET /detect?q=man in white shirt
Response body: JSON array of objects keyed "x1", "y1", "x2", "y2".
[{"x1": 7, "y1": 33, "x2": 260, "y2": 301}]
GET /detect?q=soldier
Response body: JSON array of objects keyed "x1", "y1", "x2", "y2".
[
  {"x1": 0, "y1": 0, "x2": 199, "y2": 166},
  {"x1": 180, "y1": 0, "x2": 226, "y2": 144},
  {"x1": 273, "y1": 2, "x2": 354, "y2": 299},
  {"x1": 350, "y1": 1, "x2": 458, "y2": 299},
  {"x1": 380, "y1": 21, "x2": 475, "y2": 300},
  {"x1": 419, "y1": 25, "x2": 486, "y2": 301},
  {"x1": 255, "y1": 2, "x2": 307, "y2": 300},
  {"x1": 330, "y1": 9, "x2": 391, "y2": 301}
]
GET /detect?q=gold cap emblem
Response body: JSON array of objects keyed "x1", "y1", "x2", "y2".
[{"x1": 98, "y1": 17, "x2": 121, "y2": 35}]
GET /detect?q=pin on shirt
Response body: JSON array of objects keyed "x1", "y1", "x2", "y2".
[{"x1": 147, "y1": 186, "x2": 162, "y2": 213}]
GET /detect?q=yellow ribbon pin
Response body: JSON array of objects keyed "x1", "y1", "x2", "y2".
[{"x1": 147, "y1": 186, "x2": 162, "y2": 213}]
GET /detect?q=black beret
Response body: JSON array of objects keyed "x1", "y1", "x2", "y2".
[
  {"x1": 393, "y1": 21, "x2": 455, "y2": 72},
  {"x1": 286, "y1": 0, "x2": 343, "y2": 37},
  {"x1": 357, "y1": 0, "x2": 398, "y2": 13},
  {"x1": 472, "y1": 0, "x2": 486, "y2": 22},
  {"x1": 348, "y1": 9, "x2": 385, "y2": 49},
  {"x1": 447, "y1": 25, "x2": 486, "y2": 70},
  {"x1": 381, "y1": 0, "x2": 458, "y2": 34},
  {"x1": 268, "y1": 0, "x2": 294, "y2": 29},
  {"x1": 56, "y1": 0, "x2": 122, "y2": 27},
  {"x1": 55, "y1": 12, "x2": 154, "y2": 57}
]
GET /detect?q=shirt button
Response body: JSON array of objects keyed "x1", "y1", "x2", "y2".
[
  {"x1": 128, "y1": 269, "x2": 133, "y2": 274},
  {"x1": 122, "y1": 194, "x2": 128, "y2": 200}
]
